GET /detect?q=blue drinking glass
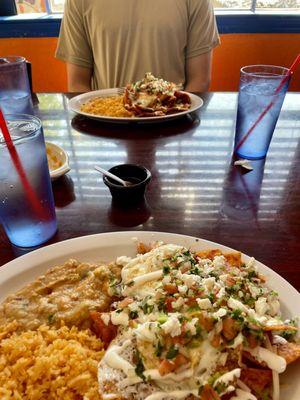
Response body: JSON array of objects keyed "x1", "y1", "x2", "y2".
[
  {"x1": 0, "y1": 56, "x2": 34, "y2": 116},
  {"x1": 0, "y1": 114, "x2": 57, "y2": 247},
  {"x1": 234, "y1": 65, "x2": 290, "y2": 160}
]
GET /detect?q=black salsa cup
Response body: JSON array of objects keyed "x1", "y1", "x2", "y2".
[{"x1": 103, "y1": 164, "x2": 151, "y2": 205}]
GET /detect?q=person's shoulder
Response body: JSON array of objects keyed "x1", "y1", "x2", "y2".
[
  {"x1": 188, "y1": 0, "x2": 212, "y2": 10},
  {"x1": 64, "y1": 0, "x2": 84, "y2": 11}
]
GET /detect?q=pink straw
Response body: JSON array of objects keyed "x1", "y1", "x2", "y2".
[
  {"x1": 0, "y1": 109, "x2": 47, "y2": 221},
  {"x1": 235, "y1": 54, "x2": 300, "y2": 153}
]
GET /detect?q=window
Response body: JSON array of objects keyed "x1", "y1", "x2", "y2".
[
  {"x1": 13, "y1": 0, "x2": 300, "y2": 14},
  {"x1": 213, "y1": 0, "x2": 300, "y2": 10},
  {"x1": 47, "y1": 0, "x2": 64, "y2": 13},
  {"x1": 15, "y1": 0, "x2": 47, "y2": 13}
]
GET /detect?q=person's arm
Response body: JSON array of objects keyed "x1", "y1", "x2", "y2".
[
  {"x1": 55, "y1": 0, "x2": 93, "y2": 91},
  {"x1": 185, "y1": 51, "x2": 212, "y2": 93},
  {"x1": 67, "y1": 63, "x2": 92, "y2": 92},
  {"x1": 185, "y1": 0, "x2": 220, "y2": 92}
]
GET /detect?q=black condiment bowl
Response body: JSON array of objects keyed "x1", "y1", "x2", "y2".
[{"x1": 103, "y1": 164, "x2": 151, "y2": 204}]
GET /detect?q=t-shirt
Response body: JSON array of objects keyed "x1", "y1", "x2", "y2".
[{"x1": 56, "y1": 0, "x2": 220, "y2": 90}]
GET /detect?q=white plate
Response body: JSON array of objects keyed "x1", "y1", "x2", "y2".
[
  {"x1": 68, "y1": 89, "x2": 203, "y2": 123},
  {"x1": 46, "y1": 141, "x2": 71, "y2": 180},
  {"x1": 0, "y1": 231, "x2": 299, "y2": 399}
]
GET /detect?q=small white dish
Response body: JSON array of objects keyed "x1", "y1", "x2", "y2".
[{"x1": 46, "y1": 141, "x2": 70, "y2": 180}]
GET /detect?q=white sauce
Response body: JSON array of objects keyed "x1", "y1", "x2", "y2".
[
  {"x1": 144, "y1": 368, "x2": 192, "y2": 382},
  {"x1": 111, "y1": 310, "x2": 129, "y2": 326},
  {"x1": 230, "y1": 388, "x2": 257, "y2": 400},
  {"x1": 102, "y1": 340, "x2": 136, "y2": 377},
  {"x1": 102, "y1": 394, "x2": 119, "y2": 400},
  {"x1": 144, "y1": 389, "x2": 198, "y2": 400},
  {"x1": 123, "y1": 270, "x2": 163, "y2": 296},
  {"x1": 214, "y1": 368, "x2": 241, "y2": 387},
  {"x1": 196, "y1": 341, "x2": 220, "y2": 376},
  {"x1": 228, "y1": 332, "x2": 244, "y2": 349},
  {"x1": 247, "y1": 346, "x2": 286, "y2": 373},
  {"x1": 135, "y1": 322, "x2": 158, "y2": 342},
  {"x1": 272, "y1": 335, "x2": 287, "y2": 345},
  {"x1": 101, "y1": 313, "x2": 110, "y2": 326}
]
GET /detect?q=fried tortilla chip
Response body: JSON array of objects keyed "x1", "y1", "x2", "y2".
[
  {"x1": 243, "y1": 351, "x2": 267, "y2": 368},
  {"x1": 196, "y1": 249, "x2": 223, "y2": 260},
  {"x1": 240, "y1": 368, "x2": 272, "y2": 394},
  {"x1": 276, "y1": 342, "x2": 300, "y2": 364},
  {"x1": 200, "y1": 384, "x2": 220, "y2": 400},
  {"x1": 263, "y1": 324, "x2": 298, "y2": 332},
  {"x1": 224, "y1": 252, "x2": 242, "y2": 267},
  {"x1": 196, "y1": 250, "x2": 242, "y2": 267}
]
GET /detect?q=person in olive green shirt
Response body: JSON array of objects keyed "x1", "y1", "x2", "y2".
[{"x1": 56, "y1": 0, "x2": 220, "y2": 92}]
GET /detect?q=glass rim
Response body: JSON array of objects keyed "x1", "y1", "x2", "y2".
[
  {"x1": 0, "y1": 114, "x2": 42, "y2": 146},
  {"x1": 0, "y1": 56, "x2": 26, "y2": 68},
  {"x1": 240, "y1": 64, "x2": 290, "y2": 78}
]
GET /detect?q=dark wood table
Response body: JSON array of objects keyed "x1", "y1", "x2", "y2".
[{"x1": 0, "y1": 92, "x2": 299, "y2": 291}]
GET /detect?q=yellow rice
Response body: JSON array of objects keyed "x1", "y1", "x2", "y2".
[
  {"x1": 80, "y1": 95, "x2": 132, "y2": 117},
  {"x1": 0, "y1": 322, "x2": 103, "y2": 400}
]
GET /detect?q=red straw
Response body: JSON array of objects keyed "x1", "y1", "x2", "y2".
[
  {"x1": 235, "y1": 54, "x2": 300, "y2": 153},
  {"x1": 0, "y1": 109, "x2": 47, "y2": 221}
]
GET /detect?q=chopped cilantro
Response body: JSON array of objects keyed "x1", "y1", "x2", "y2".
[
  {"x1": 129, "y1": 310, "x2": 138, "y2": 319},
  {"x1": 247, "y1": 270, "x2": 257, "y2": 279},
  {"x1": 195, "y1": 324, "x2": 202, "y2": 337},
  {"x1": 155, "y1": 341, "x2": 163, "y2": 357},
  {"x1": 157, "y1": 297, "x2": 166, "y2": 312},
  {"x1": 215, "y1": 382, "x2": 227, "y2": 395},
  {"x1": 170, "y1": 253, "x2": 179, "y2": 262},
  {"x1": 190, "y1": 266, "x2": 201, "y2": 275},
  {"x1": 208, "y1": 293, "x2": 215, "y2": 303},
  {"x1": 226, "y1": 283, "x2": 242, "y2": 295},
  {"x1": 280, "y1": 329, "x2": 297, "y2": 341},
  {"x1": 187, "y1": 305, "x2": 200, "y2": 313},
  {"x1": 231, "y1": 309, "x2": 244, "y2": 323},
  {"x1": 134, "y1": 350, "x2": 145, "y2": 380},
  {"x1": 142, "y1": 302, "x2": 154, "y2": 315},
  {"x1": 207, "y1": 372, "x2": 222, "y2": 386},
  {"x1": 244, "y1": 296, "x2": 255, "y2": 307},
  {"x1": 178, "y1": 315, "x2": 187, "y2": 323},
  {"x1": 166, "y1": 345, "x2": 179, "y2": 359},
  {"x1": 163, "y1": 265, "x2": 170, "y2": 275}
]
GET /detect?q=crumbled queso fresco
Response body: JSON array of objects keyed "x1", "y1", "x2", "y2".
[{"x1": 132, "y1": 73, "x2": 178, "y2": 96}]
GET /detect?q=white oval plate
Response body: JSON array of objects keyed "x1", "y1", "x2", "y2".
[
  {"x1": 68, "y1": 89, "x2": 203, "y2": 123},
  {"x1": 46, "y1": 141, "x2": 71, "y2": 180},
  {"x1": 0, "y1": 231, "x2": 299, "y2": 399}
]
